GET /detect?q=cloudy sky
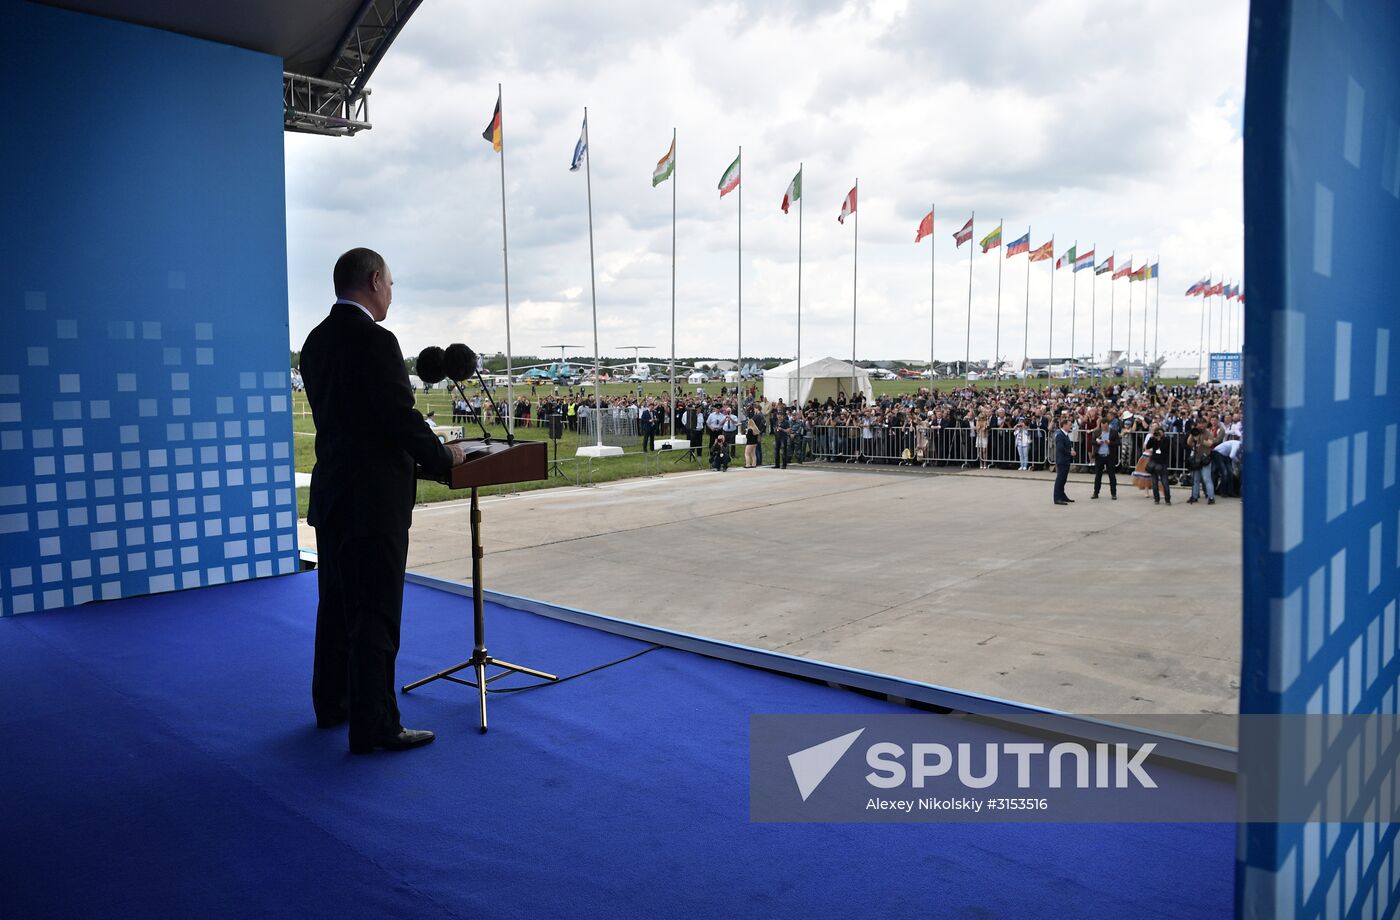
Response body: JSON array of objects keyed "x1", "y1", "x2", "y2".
[{"x1": 284, "y1": 0, "x2": 1246, "y2": 369}]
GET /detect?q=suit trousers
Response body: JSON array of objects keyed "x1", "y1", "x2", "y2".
[
  {"x1": 312, "y1": 524, "x2": 410, "y2": 745},
  {"x1": 1053, "y1": 461, "x2": 1070, "y2": 502},
  {"x1": 1092, "y1": 453, "x2": 1117, "y2": 496}
]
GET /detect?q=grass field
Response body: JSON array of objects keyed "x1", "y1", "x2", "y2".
[{"x1": 291, "y1": 376, "x2": 1196, "y2": 517}]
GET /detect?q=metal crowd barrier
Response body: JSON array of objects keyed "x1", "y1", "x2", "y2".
[{"x1": 805, "y1": 424, "x2": 1195, "y2": 473}]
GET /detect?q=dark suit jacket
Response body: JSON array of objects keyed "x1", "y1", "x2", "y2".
[
  {"x1": 1054, "y1": 428, "x2": 1072, "y2": 466},
  {"x1": 301, "y1": 303, "x2": 452, "y2": 534}
]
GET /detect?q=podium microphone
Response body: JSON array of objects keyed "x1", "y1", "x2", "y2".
[
  {"x1": 418, "y1": 345, "x2": 491, "y2": 441},
  {"x1": 416, "y1": 346, "x2": 447, "y2": 385},
  {"x1": 447, "y1": 342, "x2": 513, "y2": 444},
  {"x1": 444, "y1": 343, "x2": 477, "y2": 382}
]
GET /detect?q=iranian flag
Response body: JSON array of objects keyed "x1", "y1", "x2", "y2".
[
  {"x1": 838, "y1": 185, "x2": 857, "y2": 224},
  {"x1": 652, "y1": 139, "x2": 675, "y2": 187},
  {"x1": 781, "y1": 169, "x2": 802, "y2": 213},
  {"x1": 717, "y1": 153, "x2": 741, "y2": 197}
]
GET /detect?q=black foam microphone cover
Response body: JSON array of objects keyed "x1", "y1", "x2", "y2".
[
  {"x1": 444, "y1": 343, "x2": 477, "y2": 382},
  {"x1": 416, "y1": 346, "x2": 446, "y2": 384}
]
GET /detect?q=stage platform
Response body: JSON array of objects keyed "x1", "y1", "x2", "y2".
[{"x1": 0, "y1": 573, "x2": 1235, "y2": 918}]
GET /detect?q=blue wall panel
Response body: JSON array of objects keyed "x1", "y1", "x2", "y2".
[
  {"x1": 1241, "y1": 0, "x2": 1400, "y2": 916},
  {"x1": 0, "y1": 1, "x2": 297, "y2": 614}
]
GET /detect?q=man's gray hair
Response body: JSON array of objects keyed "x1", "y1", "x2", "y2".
[{"x1": 333, "y1": 247, "x2": 386, "y2": 295}]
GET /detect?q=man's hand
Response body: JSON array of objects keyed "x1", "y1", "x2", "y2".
[{"x1": 446, "y1": 441, "x2": 471, "y2": 467}]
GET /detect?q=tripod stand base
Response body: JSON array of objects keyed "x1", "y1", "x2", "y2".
[{"x1": 402, "y1": 650, "x2": 557, "y2": 733}]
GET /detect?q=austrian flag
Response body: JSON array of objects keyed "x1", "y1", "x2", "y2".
[{"x1": 837, "y1": 186, "x2": 857, "y2": 224}]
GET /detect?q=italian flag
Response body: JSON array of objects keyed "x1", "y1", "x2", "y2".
[
  {"x1": 717, "y1": 153, "x2": 740, "y2": 197},
  {"x1": 652, "y1": 139, "x2": 675, "y2": 187},
  {"x1": 781, "y1": 169, "x2": 801, "y2": 213}
]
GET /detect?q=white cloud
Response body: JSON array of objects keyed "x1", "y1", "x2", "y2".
[{"x1": 285, "y1": 0, "x2": 1247, "y2": 367}]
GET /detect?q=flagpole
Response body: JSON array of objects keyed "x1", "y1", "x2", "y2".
[
  {"x1": 1109, "y1": 250, "x2": 1115, "y2": 367},
  {"x1": 583, "y1": 107, "x2": 602, "y2": 448},
  {"x1": 930, "y1": 204, "x2": 935, "y2": 388},
  {"x1": 669, "y1": 127, "x2": 677, "y2": 440},
  {"x1": 965, "y1": 212, "x2": 974, "y2": 384},
  {"x1": 1152, "y1": 255, "x2": 1161, "y2": 374},
  {"x1": 1125, "y1": 254, "x2": 1133, "y2": 378},
  {"x1": 1141, "y1": 266, "x2": 1149, "y2": 372},
  {"x1": 497, "y1": 84, "x2": 515, "y2": 433},
  {"x1": 1089, "y1": 242, "x2": 1096, "y2": 374},
  {"x1": 993, "y1": 218, "x2": 1003, "y2": 387},
  {"x1": 737, "y1": 146, "x2": 743, "y2": 433},
  {"x1": 796, "y1": 166, "x2": 803, "y2": 408},
  {"x1": 1047, "y1": 234, "x2": 1055, "y2": 379},
  {"x1": 1070, "y1": 241, "x2": 1078, "y2": 383},
  {"x1": 1022, "y1": 226, "x2": 1031, "y2": 380},
  {"x1": 1198, "y1": 283, "x2": 1207, "y2": 382},
  {"x1": 851, "y1": 178, "x2": 858, "y2": 400}
]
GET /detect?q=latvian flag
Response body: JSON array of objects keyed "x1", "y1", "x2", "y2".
[
  {"x1": 1095, "y1": 254, "x2": 1115, "y2": 275},
  {"x1": 915, "y1": 210, "x2": 933, "y2": 243},
  {"x1": 1074, "y1": 248, "x2": 1095, "y2": 272},
  {"x1": 1028, "y1": 240, "x2": 1053, "y2": 262},
  {"x1": 1112, "y1": 260, "x2": 1133, "y2": 280},
  {"x1": 953, "y1": 216, "x2": 974, "y2": 247},
  {"x1": 1006, "y1": 231, "x2": 1030, "y2": 257},
  {"x1": 717, "y1": 153, "x2": 740, "y2": 197},
  {"x1": 1056, "y1": 244, "x2": 1076, "y2": 269},
  {"x1": 837, "y1": 185, "x2": 857, "y2": 224},
  {"x1": 979, "y1": 224, "x2": 1002, "y2": 253},
  {"x1": 781, "y1": 168, "x2": 801, "y2": 213},
  {"x1": 1185, "y1": 278, "x2": 1209, "y2": 295}
]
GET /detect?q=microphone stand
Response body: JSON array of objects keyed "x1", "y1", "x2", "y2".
[
  {"x1": 469, "y1": 367, "x2": 515, "y2": 445},
  {"x1": 447, "y1": 379, "x2": 494, "y2": 443},
  {"x1": 404, "y1": 367, "x2": 551, "y2": 732}
]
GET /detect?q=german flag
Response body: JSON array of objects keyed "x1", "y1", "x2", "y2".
[{"x1": 482, "y1": 92, "x2": 502, "y2": 152}]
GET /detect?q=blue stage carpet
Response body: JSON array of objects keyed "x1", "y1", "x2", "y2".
[{"x1": 0, "y1": 573, "x2": 1234, "y2": 918}]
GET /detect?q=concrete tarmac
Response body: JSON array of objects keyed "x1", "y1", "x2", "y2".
[{"x1": 300, "y1": 464, "x2": 1242, "y2": 743}]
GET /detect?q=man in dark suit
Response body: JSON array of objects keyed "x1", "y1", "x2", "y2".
[
  {"x1": 301, "y1": 248, "x2": 469, "y2": 754},
  {"x1": 1053, "y1": 417, "x2": 1074, "y2": 505},
  {"x1": 638, "y1": 403, "x2": 655, "y2": 452}
]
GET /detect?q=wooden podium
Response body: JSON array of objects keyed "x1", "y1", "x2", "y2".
[{"x1": 402, "y1": 439, "x2": 555, "y2": 731}]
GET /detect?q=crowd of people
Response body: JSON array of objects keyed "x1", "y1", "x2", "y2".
[{"x1": 435, "y1": 380, "x2": 1245, "y2": 499}]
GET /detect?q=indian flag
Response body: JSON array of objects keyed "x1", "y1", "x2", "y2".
[
  {"x1": 718, "y1": 153, "x2": 740, "y2": 197},
  {"x1": 652, "y1": 139, "x2": 675, "y2": 187},
  {"x1": 781, "y1": 168, "x2": 801, "y2": 213}
]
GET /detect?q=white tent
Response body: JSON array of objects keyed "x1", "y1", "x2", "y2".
[{"x1": 762, "y1": 356, "x2": 873, "y2": 405}]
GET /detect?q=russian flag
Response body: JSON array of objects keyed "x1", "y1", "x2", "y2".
[
  {"x1": 1185, "y1": 277, "x2": 1209, "y2": 296},
  {"x1": 1006, "y1": 232, "x2": 1030, "y2": 256}
]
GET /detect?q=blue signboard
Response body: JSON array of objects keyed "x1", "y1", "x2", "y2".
[{"x1": 1208, "y1": 352, "x2": 1242, "y2": 384}]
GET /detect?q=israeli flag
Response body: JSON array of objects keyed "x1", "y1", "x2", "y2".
[{"x1": 569, "y1": 115, "x2": 587, "y2": 172}]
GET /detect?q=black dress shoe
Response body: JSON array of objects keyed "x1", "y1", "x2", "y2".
[
  {"x1": 316, "y1": 714, "x2": 347, "y2": 729},
  {"x1": 1055, "y1": 499, "x2": 1069, "y2": 505},
  {"x1": 1064, "y1": 498, "x2": 1075, "y2": 502},
  {"x1": 350, "y1": 728, "x2": 435, "y2": 754}
]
